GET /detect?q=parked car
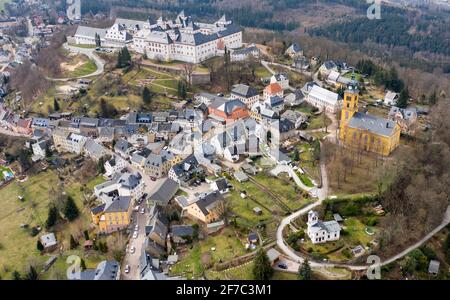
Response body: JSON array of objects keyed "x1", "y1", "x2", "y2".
[
  {"x1": 130, "y1": 246, "x2": 136, "y2": 254},
  {"x1": 134, "y1": 224, "x2": 139, "y2": 231},
  {"x1": 140, "y1": 208, "x2": 145, "y2": 214},
  {"x1": 124, "y1": 265, "x2": 130, "y2": 273},
  {"x1": 132, "y1": 231, "x2": 138, "y2": 239},
  {"x1": 278, "y1": 263, "x2": 288, "y2": 269}
]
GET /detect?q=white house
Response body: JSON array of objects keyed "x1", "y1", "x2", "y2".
[
  {"x1": 384, "y1": 91, "x2": 399, "y2": 106},
  {"x1": 307, "y1": 211, "x2": 341, "y2": 244},
  {"x1": 230, "y1": 44, "x2": 260, "y2": 62},
  {"x1": 32, "y1": 140, "x2": 47, "y2": 162},
  {"x1": 270, "y1": 73, "x2": 289, "y2": 90},
  {"x1": 210, "y1": 177, "x2": 230, "y2": 194},
  {"x1": 94, "y1": 171, "x2": 145, "y2": 202},
  {"x1": 230, "y1": 84, "x2": 260, "y2": 109},
  {"x1": 104, "y1": 155, "x2": 127, "y2": 178}
]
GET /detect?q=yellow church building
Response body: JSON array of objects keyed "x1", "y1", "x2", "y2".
[{"x1": 339, "y1": 74, "x2": 401, "y2": 156}]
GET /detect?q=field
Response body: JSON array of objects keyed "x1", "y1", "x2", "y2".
[
  {"x1": 169, "y1": 227, "x2": 247, "y2": 278},
  {"x1": 0, "y1": 0, "x2": 11, "y2": 11},
  {"x1": 0, "y1": 169, "x2": 105, "y2": 279},
  {"x1": 251, "y1": 172, "x2": 312, "y2": 211},
  {"x1": 62, "y1": 58, "x2": 97, "y2": 78}
]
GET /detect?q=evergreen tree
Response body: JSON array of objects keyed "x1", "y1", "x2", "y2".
[
  {"x1": 142, "y1": 86, "x2": 152, "y2": 105},
  {"x1": 69, "y1": 235, "x2": 78, "y2": 250},
  {"x1": 37, "y1": 240, "x2": 44, "y2": 251},
  {"x1": 95, "y1": 33, "x2": 101, "y2": 47},
  {"x1": 397, "y1": 88, "x2": 409, "y2": 108},
  {"x1": 429, "y1": 91, "x2": 437, "y2": 105},
  {"x1": 45, "y1": 206, "x2": 58, "y2": 229},
  {"x1": 252, "y1": 248, "x2": 273, "y2": 280},
  {"x1": 83, "y1": 230, "x2": 90, "y2": 241},
  {"x1": 12, "y1": 270, "x2": 21, "y2": 280},
  {"x1": 292, "y1": 149, "x2": 300, "y2": 161},
  {"x1": 25, "y1": 266, "x2": 38, "y2": 280},
  {"x1": 97, "y1": 156, "x2": 106, "y2": 174},
  {"x1": 298, "y1": 259, "x2": 312, "y2": 280},
  {"x1": 80, "y1": 258, "x2": 86, "y2": 271},
  {"x1": 64, "y1": 196, "x2": 79, "y2": 221},
  {"x1": 53, "y1": 98, "x2": 60, "y2": 112}
]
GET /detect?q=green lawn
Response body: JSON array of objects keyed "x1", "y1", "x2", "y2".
[
  {"x1": 0, "y1": 170, "x2": 106, "y2": 279},
  {"x1": 225, "y1": 189, "x2": 272, "y2": 226},
  {"x1": 68, "y1": 43, "x2": 97, "y2": 49},
  {"x1": 307, "y1": 113, "x2": 332, "y2": 130},
  {"x1": 298, "y1": 172, "x2": 314, "y2": 188},
  {"x1": 64, "y1": 59, "x2": 97, "y2": 78},
  {"x1": 255, "y1": 65, "x2": 272, "y2": 79},
  {"x1": 170, "y1": 227, "x2": 247, "y2": 278},
  {"x1": 228, "y1": 178, "x2": 283, "y2": 214},
  {"x1": 252, "y1": 173, "x2": 311, "y2": 211},
  {"x1": 206, "y1": 261, "x2": 254, "y2": 280},
  {"x1": 0, "y1": 0, "x2": 11, "y2": 11}
]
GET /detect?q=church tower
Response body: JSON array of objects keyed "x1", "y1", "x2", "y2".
[{"x1": 339, "y1": 72, "x2": 359, "y2": 141}]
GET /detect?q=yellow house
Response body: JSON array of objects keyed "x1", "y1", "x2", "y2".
[
  {"x1": 91, "y1": 196, "x2": 133, "y2": 234},
  {"x1": 339, "y1": 75, "x2": 401, "y2": 156},
  {"x1": 183, "y1": 191, "x2": 223, "y2": 224}
]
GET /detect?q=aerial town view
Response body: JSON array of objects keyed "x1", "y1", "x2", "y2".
[{"x1": 0, "y1": 0, "x2": 449, "y2": 286}]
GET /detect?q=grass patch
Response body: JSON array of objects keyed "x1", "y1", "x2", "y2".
[
  {"x1": 169, "y1": 227, "x2": 247, "y2": 278},
  {"x1": 307, "y1": 113, "x2": 332, "y2": 130},
  {"x1": 68, "y1": 43, "x2": 97, "y2": 49},
  {"x1": 0, "y1": 0, "x2": 11, "y2": 11},
  {"x1": 63, "y1": 59, "x2": 97, "y2": 78},
  {"x1": 206, "y1": 262, "x2": 254, "y2": 280},
  {"x1": 0, "y1": 170, "x2": 105, "y2": 279},
  {"x1": 298, "y1": 172, "x2": 314, "y2": 188}
]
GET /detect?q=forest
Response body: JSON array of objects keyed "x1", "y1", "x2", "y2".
[{"x1": 310, "y1": 6, "x2": 450, "y2": 57}]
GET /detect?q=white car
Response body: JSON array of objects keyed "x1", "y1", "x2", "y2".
[
  {"x1": 132, "y1": 231, "x2": 138, "y2": 239},
  {"x1": 130, "y1": 246, "x2": 136, "y2": 254},
  {"x1": 140, "y1": 208, "x2": 145, "y2": 214},
  {"x1": 124, "y1": 265, "x2": 130, "y2": 274},
  {"x1": 134, "y1": 224, "x2": 139, "y2": 231}
]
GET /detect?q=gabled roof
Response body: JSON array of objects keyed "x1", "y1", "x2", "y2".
[
  {"x1": 265, "y1": 83, "x2": 282, "y2": 94},
  {"x1": 104, "y1": 196, "x2": 132, "y2": 213},
  {"x1": 149, "y1": 178, "x2": 179, "y2": 205},
  {"x1": 209, "y1": 98, "x2": 247, "y2": 115},
  {"x1": 231, "y1": 84, "x2": 259, "y2": 98},
  {"x1": 194, "y1": 191, "x2": 223, "y2": 216}
]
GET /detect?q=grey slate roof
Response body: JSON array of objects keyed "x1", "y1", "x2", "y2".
[
  {"x1": 231, "y1": 84, "x2": 259, "y2": 98},
  {"x1": 75, "y1": 26, "x2": 108, "y2": 39},
  {"x1": 149, "y1": 178, "x2": 179, "y2": 205},
  {"x1": 195, "y1": 191, "x2": 223, "y2": 216},
  {"x1": 171, "y1": 225, "x2": 194, "y2": 237},
  {"x1": 348, "y1": 112, "x2": 397, "y2": 137},
  {"x1": 104, "y1": 196, "x2": 132, "y2": 213}
]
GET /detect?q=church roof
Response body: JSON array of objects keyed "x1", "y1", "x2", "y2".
[{"x1": 348, "y1": 112, "x2": 398, "y2": 137}]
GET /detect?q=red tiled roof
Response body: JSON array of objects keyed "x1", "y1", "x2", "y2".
[{"x1": 265, "y1": 83, "x2": 282, "y2": 94}]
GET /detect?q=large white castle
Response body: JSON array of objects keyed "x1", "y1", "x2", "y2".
[{"x1": 74, "y1": 11, "x2": 243, "y2": 64}]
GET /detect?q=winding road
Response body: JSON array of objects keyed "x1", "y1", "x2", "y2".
[{"x1": 46, "y1": 43, "x2": 105, "y2": 82}]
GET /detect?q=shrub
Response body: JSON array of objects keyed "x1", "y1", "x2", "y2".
[{"x1": 364, "y1": 216, "x2": 379, "y2": 227}]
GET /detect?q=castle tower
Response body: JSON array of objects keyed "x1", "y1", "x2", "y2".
[{"x1": 339, "y1": 71, "x2": 359, "y2": 141}]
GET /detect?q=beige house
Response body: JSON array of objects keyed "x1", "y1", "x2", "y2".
[{"x1": 182, "y1": 191, "x2": 224, "y2": 224}]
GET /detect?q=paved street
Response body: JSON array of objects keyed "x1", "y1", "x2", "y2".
[{"x1": 121, "y1": 206, "x2": 150, "y2": 280}]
